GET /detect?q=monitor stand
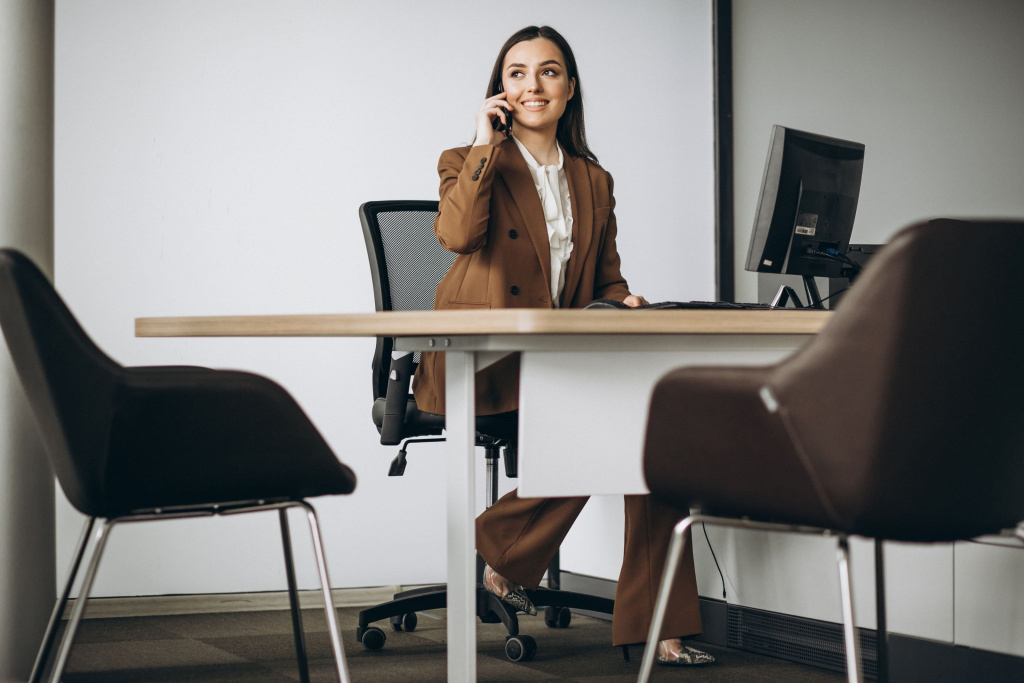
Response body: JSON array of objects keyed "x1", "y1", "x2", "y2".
[
  {"x1": 771, "y1": 276, "x2": 826, "y2": 309},
  {"x1": 802, "y1": 275, "x2": 825, "y2": 309},
  {"x1": 771, "y1": 285, "x2": 802, "y2": 308}
]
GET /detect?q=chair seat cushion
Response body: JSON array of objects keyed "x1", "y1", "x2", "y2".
[
  {"x1": 101, "y1": 367, "x2": 356, "y2": 517},
  {"x1": 372, "y1": 396, "x2": 445, "y2": 436},
  {"x1": 372, "y1": 396, "x2": 518, "y2": 443}
]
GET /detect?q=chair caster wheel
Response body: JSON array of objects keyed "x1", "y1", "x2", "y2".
[
  {"x1": 505, "y1": 634, "x2": 537, "y2": 662},
  {"x1": 360, "y1": 625, "x2": 386, "y2": 651},
  {"x1": 544, "y1": 606, "x2": 571, "y2": 628},
  {"x1": 391, "y1": 612, "x2": 418, "y2": 632}
]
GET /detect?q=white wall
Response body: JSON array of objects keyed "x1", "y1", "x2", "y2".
[
  {"x1": 0, "y1": 1, "x2": 55, "y2": 677},
  {"x1": 54, "y1": 0, "x2": 715, "y2": 597}
]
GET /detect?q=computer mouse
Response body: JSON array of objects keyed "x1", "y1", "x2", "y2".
[{"x1": 583, "y1": 298, "x2": 630, "y2": 309}]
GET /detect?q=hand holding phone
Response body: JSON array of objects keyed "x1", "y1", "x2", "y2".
[
  {"x1": 473, "y1": 90, "x2": 513, "y2": 146},
  {"x1": 491, "y1": 83, "x2": 511, "y2": 137},
  {"x1": 492, "y1": 113, "x2": 512, "y2": 137}
]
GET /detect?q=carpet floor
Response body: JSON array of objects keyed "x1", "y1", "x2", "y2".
[{"x1": 55, "y1": 605, "x2": 846, "y2": 682}]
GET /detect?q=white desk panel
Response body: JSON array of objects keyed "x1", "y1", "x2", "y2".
[{"x1": 517, "y1": 335, "x2": 806, "y2": 498}]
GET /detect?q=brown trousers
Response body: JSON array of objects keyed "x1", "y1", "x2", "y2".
[{"x1": 476, "y1": 489, "x2": 703, "y2": 646}]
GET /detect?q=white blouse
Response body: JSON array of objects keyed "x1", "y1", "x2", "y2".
[{"x1": 511, "y1": 134, "x2": 573, "y2": 307}]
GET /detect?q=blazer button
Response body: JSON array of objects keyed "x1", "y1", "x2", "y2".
[
  {"x1": 510, "y1": 285, "x2": 520, "y2": 295},
  {"x1": 508, "y1": 229, "x2": 518, "y2": 239},
  {"x1": 472, "y1": 173, "x2": 480, "y2": 181},
  {"x1": 480, "y1": 157, "x2": 487, "y2": 163}
]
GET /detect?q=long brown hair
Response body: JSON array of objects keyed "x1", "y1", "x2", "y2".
[{"x1": 486, "y1": 26, "x2": 599, "y2": 165}]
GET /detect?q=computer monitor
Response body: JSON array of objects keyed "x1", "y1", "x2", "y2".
[{"x1": 745, "y1": 125, "x2": 865, "y2": 308}]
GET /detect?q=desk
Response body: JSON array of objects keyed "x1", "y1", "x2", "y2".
[{"x1": 136, "y1": 308, "x2": 830, "y2": 683}]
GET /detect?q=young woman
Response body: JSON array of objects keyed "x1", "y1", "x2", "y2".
[{"x1": 413, "y1": 26, "x2": 714, "y2": 666}]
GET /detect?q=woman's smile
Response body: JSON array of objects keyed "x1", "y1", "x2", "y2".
[{"x1": 501, "y1": 37, "x2": 575, "y2": 137}]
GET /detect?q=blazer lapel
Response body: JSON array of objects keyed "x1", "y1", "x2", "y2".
[
  {"x1": 496, "y1": 140, "x2": 551, "y2": 290},
  {"x1": 561, "y1": 154, "x2": 593, "y2": 307}
]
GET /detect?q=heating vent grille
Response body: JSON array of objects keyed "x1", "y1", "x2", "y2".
[{"x1": 727, "y1": 604, "x2": 878, "y2": 680}]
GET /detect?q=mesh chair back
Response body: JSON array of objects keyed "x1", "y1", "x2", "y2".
[
  {"x1": 0, "y1": 249, "x2": 122, "y2": 513},
  {"x1": 360, "y1": 200, "x2": 452, "y2": 400}
]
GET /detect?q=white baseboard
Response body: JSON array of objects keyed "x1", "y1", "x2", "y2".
[{"x1": 64, "y1": 585, "x2": 409, "y2": 620}]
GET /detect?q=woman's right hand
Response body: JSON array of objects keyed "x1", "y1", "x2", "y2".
[{"x1": 473, "y1": 93, "x2": 513, "y2": 147}]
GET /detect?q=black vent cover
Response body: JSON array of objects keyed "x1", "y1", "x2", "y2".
[{"x1": 728, "y1": 604, "x2": 878, "y2": 680}]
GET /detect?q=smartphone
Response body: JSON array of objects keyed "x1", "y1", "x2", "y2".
[
  {"x1": 492, "y1": 114, "x2": 511, "y2": 137},
  {"x1": 492, "y1": 84, "x2": 511, "y2": 137}
]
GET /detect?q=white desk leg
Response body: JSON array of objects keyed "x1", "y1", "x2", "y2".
[{"x1": 445, "y1": 350, "x2": 476, "y2": 682}]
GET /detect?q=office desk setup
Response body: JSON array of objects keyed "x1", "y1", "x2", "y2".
[{"x1": 136, "y1": 307, "x2": 832, "y2": 683}]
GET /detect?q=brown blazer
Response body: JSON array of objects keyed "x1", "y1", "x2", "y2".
[{"x1": 412, "y1": 137, "x2": 633, "y2": 415}]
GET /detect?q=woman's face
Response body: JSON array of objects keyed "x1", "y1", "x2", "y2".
[{"x1": 501, "y1": 38, "x2": 575, "y2": 136}]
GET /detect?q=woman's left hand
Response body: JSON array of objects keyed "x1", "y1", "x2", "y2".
[{"x1": 622, "y1": 294, "x2": 649, "y2": 308}]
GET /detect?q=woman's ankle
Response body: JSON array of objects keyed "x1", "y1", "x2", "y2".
[{"x1": 483, "y1": 565, "x2": 515, "y2": 596}]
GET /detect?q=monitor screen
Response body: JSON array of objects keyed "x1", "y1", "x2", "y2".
[{"x1": 745, "y1": 126, "x2": 865, "y2": 280}]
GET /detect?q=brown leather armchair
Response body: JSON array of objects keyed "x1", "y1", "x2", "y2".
[{"x1": 638, "y1": 219, "x2": 1024, "y2": 683}]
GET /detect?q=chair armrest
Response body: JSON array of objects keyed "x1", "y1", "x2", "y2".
[{"x1": 380, "y1": 352, "x2": 415, "y2": 445}]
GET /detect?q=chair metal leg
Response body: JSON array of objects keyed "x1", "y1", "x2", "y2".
[
  {"x1": 48, "y1": 519, "x2": 116, "y2": 683},
  {"x1": 29, "y1": 517, "x2": 96, "y2": 683},
  {"x1": 875, "y1": 539, "x2": 888, "y2": 683},
  {"x1": 296, "y1": 501, "x2": 351, "y2": 683},
  {"x1": 638, "y1": 516, "x2": 695, "y2": 683},
  {"x1": 836, "y1": 536, "x2": 864, "y2": 683},
  {"x1": 638, "y1": 514, "x2": 863, "y2": 683},
  {"x1": 484, "y1": 446, "x2": 500, "y2": 509},
  {"x1": 280, "y1": 508, "x2": 310, "y2": 683}
]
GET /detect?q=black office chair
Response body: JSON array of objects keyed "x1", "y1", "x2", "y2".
[
  {"x1": 357, "y1": 200, "x2": 615, "y2": 662},
  {"x1": 0, "y1": 249, "x2": 357, "y2": 683},
  {"x1": 637, "y1": 219, "x2": 1024, "y2": 683}
]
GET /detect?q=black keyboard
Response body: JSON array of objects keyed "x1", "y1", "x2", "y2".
[{"x1": 585, "y1": 299, "x2": 776, "y2": 310}]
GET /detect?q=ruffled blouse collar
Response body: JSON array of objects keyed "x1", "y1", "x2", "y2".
[{"x1": 511, "y1": 134, "x2": 574, "y2": 306}]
